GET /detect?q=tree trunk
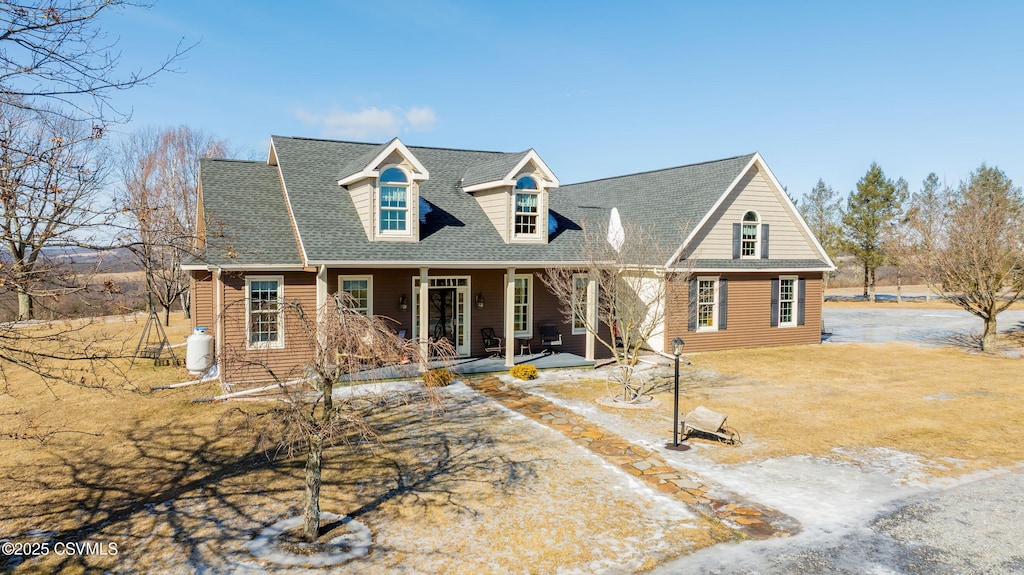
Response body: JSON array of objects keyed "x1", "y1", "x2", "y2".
[
  {"x1": 868, "y1": 267, "x2": 876, "y2": 303},
  {"x1": 980, "y1": 316, "x2": 998, "y2": 351},
  {"x1": 17, "y1": 290, "x2": 33, "y2": 321},
  {"x1": 862, "y1": 264, "x2": 869, "y2": 300},
  {"x1": 303, "y1": 435, "x2": 323, "y2": 541},
  {"x1": 164, "y1": 305, "x2": 171, "y2": 326},
  {"x1": 896, "y1": 266, "x2": 902, "y2": 304}
]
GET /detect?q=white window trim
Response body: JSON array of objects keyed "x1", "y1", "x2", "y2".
[
  {"x1": 512, "y1": 173, "x2": 543, "y2": 240},
  {"x1": 513, "y1": 191, "x2": 540, "y2": 238},
  {"x1": 506, "y1": 273, "x2": 534, "y2": 338},
  {"x1": 376, "y1": 164, "x2": 412, "y2": 237},
  {"x1": 571, "y1": 273, "x2": 588, "y2": 335},
  {"x1": 741, "y1": 211, "x2": 761, "y2": 259},
  {"x1": 338, "y1": 275, "x2": 373, "y2": 316},
  {"x1": 778, "y1": 274, "x2": 798, "y2": 328},
  {"x1": 696, "y1": 276, "x2": 719, "y2": 332},
  {"x1": 245, "y1": 275, "x2": 284, "y2": 350}
]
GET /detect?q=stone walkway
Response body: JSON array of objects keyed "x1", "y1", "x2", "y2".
[{"x1": 468, "y1": 376, "x2": 800, "y2": 540}]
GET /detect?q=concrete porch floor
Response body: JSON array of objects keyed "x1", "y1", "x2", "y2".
[
  {"x1": 341, "y1": 351, "x2": 595, "y2": 382},
  {"x1": 445, "y1": 351, "x2": 595, "y2": 375}
]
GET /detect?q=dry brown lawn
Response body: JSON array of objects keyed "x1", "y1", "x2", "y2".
[
  {"x1": 538, "y1": 342, "x2": 1024, "y2": 478},
  {"x1": 3, "y1": 312, "x2": 1022, "y2": 572},
  {"x1": 1, "y1": 314, "x2": 727, "y2": 574}
]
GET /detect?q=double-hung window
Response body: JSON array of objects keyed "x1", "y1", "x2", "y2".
[
  {"x1": 246, "y1": 276, "x2": 283, "y2": 349},
  {"x1": 379, "y1": 167, "x2": 409, "y2": 233},
  {"x1": 696, "y1": 277, "x2": 718, "y2": 330},
  {"x1": 514, "y1": 176, "x2": 539, "y2": 237},
  {"x1": 778, "y1": 276, "x2": 797, "y2": 327},
  {"x1": 572, "y1": 274, "x2": 588, "y2": 334},
  {"x1": 339, "y1": 276, "x2": 372, "y2": 316},
  {"x1": 741, "y1": 211, "x2": 759, "y2": 257}
]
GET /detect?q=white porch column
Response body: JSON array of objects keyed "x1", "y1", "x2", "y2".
[
  {"x1": 585, "y1": 275, "x2": 598, "y2": 361},
  {"x1": 213, "y1": 267, "x2": 224, "y2": 382},
  {"x1": 504, "y1": 267, "x2": 516, "y2": 367},
  {"x1": 315, "y1": 265, "x2": 328, "y2": 357},
  {"x1": 419, "y1": 267, "x2": 430, "y2": 370},
  {"x1": 316, "y1": 265, "x2": 328, "y2": 310}
]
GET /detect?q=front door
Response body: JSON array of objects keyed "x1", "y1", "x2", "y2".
[
  {"x1": 412, "y1": 277, "x2": 470, "y2": 356},
  {"x1": 429, "y1": 288, "x2": 457, "y2": 344}
]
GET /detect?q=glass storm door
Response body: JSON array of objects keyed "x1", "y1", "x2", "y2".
[{"x1": 412, "y1": 277, "x2": 470, "y2": 356}]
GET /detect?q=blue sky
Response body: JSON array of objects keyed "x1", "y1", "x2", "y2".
[{"x1": 104, "y1": 0, "x2": 1023, "y2": 200}]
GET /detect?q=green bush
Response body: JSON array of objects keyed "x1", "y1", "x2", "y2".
[
  {"x1": 509, "y1": 364, "x2": 539, "y2": 380},
  {"x1": 423, "y1": 368, "x2": 455, "y2": 387}
]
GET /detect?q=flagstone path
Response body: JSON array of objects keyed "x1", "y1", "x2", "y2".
[{"x1": 467, "y1": 376, "x2": 800, "y2": 540}]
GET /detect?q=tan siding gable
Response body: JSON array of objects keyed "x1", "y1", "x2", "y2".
[
  {"x1": 474, "y1": 188, "x2": 510, "y2": 242},
  {"x1": 347, "y1": 181, "x2": 374, "y2": 239},
  {"x1": 684, "y1": 167, "x2": 819, "y2": 260}
]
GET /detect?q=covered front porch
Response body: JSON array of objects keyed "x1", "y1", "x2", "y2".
[{"x1": 315, "y1": 265, "x2": 607, "y2": 368}]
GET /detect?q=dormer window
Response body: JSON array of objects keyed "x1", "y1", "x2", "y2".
[
  {"x1": 514, "y1": 176, "x2": 540, "y2": 237},
  {"x1": 378, "y1": 167, "x2": 409, "y2": 234},
  {"x1": 741, "y1": 211, "x2": 759, "y2": 257}
]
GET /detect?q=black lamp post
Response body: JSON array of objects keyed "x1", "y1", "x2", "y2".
[{"x1": 668, "y1": 337, "x2": 686, "y2": 449}]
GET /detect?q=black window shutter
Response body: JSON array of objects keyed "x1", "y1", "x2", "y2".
[
  {"x1": 732, "y1": 223, "x2": 741, "y2": 259},
  {"x1": 770, "y1": 278, "x2": 780, "y2": 327},
  {"x1": 687, "y1": 279, "x2": 697, "y2": 331},
  {"x1": 797, "y1": 278, "x2": 807, "y2": 326},
  {"x1": 761, "y1": 223, "x2": 770, "y2": 259},
  {"x1": 718, "y1": 279, "x2": 728, "y2": 330}
]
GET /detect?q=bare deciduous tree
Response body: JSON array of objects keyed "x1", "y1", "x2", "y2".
[
  {"x1": 1, "y1": 0, "x2": 191, "y2": 124},
  {"x1": 225, "y1": 295, "x2": 454, "y2": 542},
  {"x1": 544, "y1": 220, "x2": 689, "y2": 403},
  {"x1": 906, "y1": 165, "x2": 1024, "y2": 350},
  {"x1": 1, "y1": 102, "x2": 109, "y2": 321},
  {"x1": 117, "y1": 126, "x2": 229, "y2": 325}
]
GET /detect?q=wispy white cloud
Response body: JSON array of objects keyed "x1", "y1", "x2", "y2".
[
  {"x1": 293, "y1": 105, "x2": 438, "y2": 140},
  {"x1": 404, "y1": 106, "x2": 437, "y2": 131}
]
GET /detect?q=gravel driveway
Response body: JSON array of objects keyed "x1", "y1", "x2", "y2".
[{"x1": 658, "y1": 471, "x2": 1024, "y2": 574}]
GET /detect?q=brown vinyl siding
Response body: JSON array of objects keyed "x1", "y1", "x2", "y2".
[
  {"x1": 665, "y1": 272, "x2": 823, "y2": 352},
  {"x1": 190, "y1": 271, "x2": 214, "y2": 332},
  {"x1": 219, "y1": 271, "x2": 317, "y2": 384}
]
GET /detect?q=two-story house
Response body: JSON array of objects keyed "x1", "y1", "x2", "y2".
[{"x1": 185, "y1": 136, "x2": 834, "y2": 383}]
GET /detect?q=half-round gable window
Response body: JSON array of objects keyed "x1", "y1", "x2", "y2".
[
  {"x1": 380, "y1": 167, "x2": 408, "y2": 184},
  {"x1": 741, "y1": 211, "x2": 760, "y2": 257},
  {"x1": 515, "y1": 176, "x2": 538, "y2": 190}
]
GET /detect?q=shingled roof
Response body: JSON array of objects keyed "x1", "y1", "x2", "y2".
[{"x1": 191, "y1": 136, "x2": 822, "y2": 269}]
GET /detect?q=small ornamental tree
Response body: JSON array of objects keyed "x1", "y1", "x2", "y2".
[
  {"x1": 907, "y1": 165, "x2": 1024, "y2": 351},
  {"x1": 544, "y1": 220, "x2": 689, "y2": 403},
  {"x1": 230, "y1": 295, "x2": 454, "y2": 542}
]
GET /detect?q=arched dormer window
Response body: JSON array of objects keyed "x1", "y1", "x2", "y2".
[
  {"x1": 741, "y1": 211, "x2": 759, "y2": 257},
  {"x1": 378, "y1": 167, "x2": 409, "y2": 234},
  {"x1": 514, "y1": 176, "x2": 540, "y2": 236}
]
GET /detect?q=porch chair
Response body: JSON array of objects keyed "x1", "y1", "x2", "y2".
[
  {"x1": 538, "y1": 324, "x2": 562, "y2": 350},
  {"x1": 481, "y1": 328, "x2": 503, "y2": 357}
]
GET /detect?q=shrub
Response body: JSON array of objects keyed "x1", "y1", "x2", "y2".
[
  {"x1": 509, "y1": 364, "x2": 538, "y2": 380},
  {"x1": 423, "y1": 368, "x2": 454, "y2": 387}
]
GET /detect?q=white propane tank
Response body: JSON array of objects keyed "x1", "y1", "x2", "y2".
[{"x1": 186, "y1": 327, "x2": 215, "y2": 374}]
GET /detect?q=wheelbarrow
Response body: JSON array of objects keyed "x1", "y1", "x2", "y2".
[{"x1": 680, "y1": 406, "x2": 741, "y2": 445}]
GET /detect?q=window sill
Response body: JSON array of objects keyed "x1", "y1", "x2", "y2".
[{"x1": 247, "y1": 341, "x2": 284, "y2": 351}]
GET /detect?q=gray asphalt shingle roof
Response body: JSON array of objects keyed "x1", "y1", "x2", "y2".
[
  {"x1": 460, "y1": 150, "x2": 530, "y2": 187},
  {"x1": 196, "y1": 158, "x2": 303, "y2": 266},
  {"x1": 194, "y1": 136, "x2": 827, "y2": 269}
]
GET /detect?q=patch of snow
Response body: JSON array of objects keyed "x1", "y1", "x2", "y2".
[{"x1": 246, "y1": 512, "x2": 371, "y2": 567}]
